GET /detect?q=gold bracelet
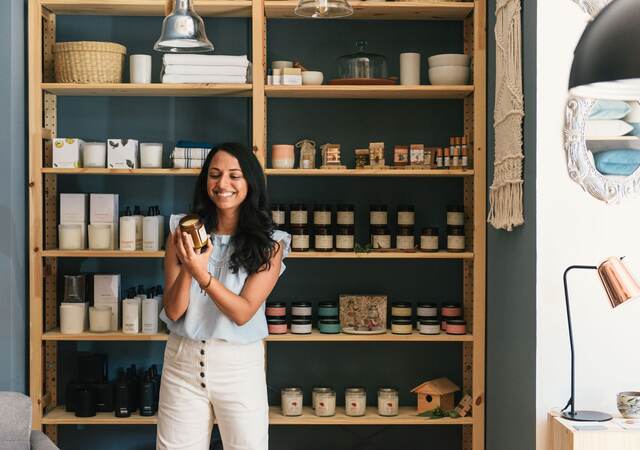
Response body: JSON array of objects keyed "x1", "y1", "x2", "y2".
[{"x1": 199, "y1": 272, "x2": 213, "y2": 292}]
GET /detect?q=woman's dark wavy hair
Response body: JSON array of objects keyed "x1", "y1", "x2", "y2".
[{"x1": 192, "y1": 143, "x2": 277, "y2": 275}]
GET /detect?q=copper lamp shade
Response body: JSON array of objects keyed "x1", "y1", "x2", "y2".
[{"x1": 598, "y1": 257, "x2": 640, "y2": 308}]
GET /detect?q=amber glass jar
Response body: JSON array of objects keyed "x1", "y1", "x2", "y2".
[
  {"x1": 336, "y1": 226, "x2": 355, "y2": 252},
  {"x1": 314, "y1": 227, "x2": 334, "y2": 252},
  {"x1": 291, "y1": 227, "x2": 310, "y2": 252},
  {"x1": 179, "y1": 214, "x2": 208, "y2": 250}
]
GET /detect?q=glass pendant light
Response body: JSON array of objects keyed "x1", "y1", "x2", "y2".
[
  {"x1": 154, "y1": 0, "x2": 214, "y2": 53},
  {"x1": 294, "y1": 0, "x2": 353, "y2": 19}
]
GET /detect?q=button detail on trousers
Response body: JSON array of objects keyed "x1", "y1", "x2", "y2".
[
  {"x1": 200, "y1": 372, "x2": 205, "y2": 378},
  {"x1": 200, "y1": 349, "x2": 205, "y2": 355},
  {"x1": 201, "y1": 382, "x2": 206, "y2": 388}
]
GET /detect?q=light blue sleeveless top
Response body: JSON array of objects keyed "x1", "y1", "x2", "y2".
[{"x1": 160, "y1": 214, "x2": 291, "y2": 344}]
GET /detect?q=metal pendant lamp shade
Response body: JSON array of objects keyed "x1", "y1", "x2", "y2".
[
  {"x1": 597, "y1": 257, "x2": 640, "y2": 308},
  {"x1": 154, "y1": 0, "x2": 214, "y2": 53},
  {"x1": 294, "y1": 0, "x2": 353, "y2": 18},
  {"x1": 569, "y1": 0, "x2": 640, "y2": 98}
]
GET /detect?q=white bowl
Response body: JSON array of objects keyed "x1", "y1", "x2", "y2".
[
  {"x1": 302, "y1": 71, "x2": 324, "y2": 85},
  {"x1": 428, "y1": 54, "x2": 471, "y2": 68},
  {"x1": 429, "y1": 66, "x2": 470, "y2": 85}
]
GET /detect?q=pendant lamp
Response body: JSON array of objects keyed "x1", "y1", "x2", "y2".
[
  {"x1": 294, "y1": 0, "x2": 353, "y2": 19},
  {"x1": 154, "y1": 0, "x2": 214, "y2": 53}
]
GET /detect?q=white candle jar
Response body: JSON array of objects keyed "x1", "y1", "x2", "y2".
[
  {"x1": 83, "y1": 142, "x2": 107, "y2": 168},
  {"x1": 281, "y1": 387, "x2": 303, "y2": 416},
  {"x1": 88, "y1": 223, "x2": 113, "y2": 250},
  {"x1": 140, "y1": 143, "x2": 163, "y2": 168},
  {"x1": 314, "y1": 390, "x2": 336, "y2": 417},
  {"x1": 345, "y1": 387, "x2": 367, "y2": 417},
  {"x1": 58, "y1": 224, "x2": 84, "y2": 250},
  {"x1": 378, "y1": 388, "x2": 399, "y2": 416},
  {"x1": 60, "y1": 302, "x2": 87, "y2": 334},
  {"x1": 89, "y1": 306, "x2": 112, "y2": 332}
]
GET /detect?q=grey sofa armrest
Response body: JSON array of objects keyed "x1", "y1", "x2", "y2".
[{"x1": 30, "y1": 431, "x2": 59, "y2": 450}]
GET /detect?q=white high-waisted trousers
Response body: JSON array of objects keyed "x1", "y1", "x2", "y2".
[{"x1": 156, "y1": 333, "x2": 269, "y2": 450}]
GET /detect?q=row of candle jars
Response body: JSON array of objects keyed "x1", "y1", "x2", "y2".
[{"x1": 280, "y1": 387, "x2": 399, "y2": 417}]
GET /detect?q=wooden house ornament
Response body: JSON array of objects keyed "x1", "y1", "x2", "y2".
[{"x1": 411, "y1": 377, "x2": 460, "y2": 413}]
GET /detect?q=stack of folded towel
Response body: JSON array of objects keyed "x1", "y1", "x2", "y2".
[
  {"x1": 161, "y1": 54, "x2": 250, "y2": 84},
  {"x1": 171, "y1": 141, "x2": 213, "y2": 168}
]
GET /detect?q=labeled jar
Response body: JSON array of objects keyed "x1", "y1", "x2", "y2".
[
  {"x1": 179, "y1": 214, "x2": 208, "y2": 250},
  {"x1": 441, "y1": 303, "x2": 462, "y2": 317},
  {"x1": 266, "y1": 302, "x2": 287, "y2": 318},
  {"x1": 446, "y1": 318, "x2": 467, "y2": 335},
  {"x1": 313, "y1": 205, "x2": 332, "y2": 226},
  {"x1": 290, "y1": 204, "x2": 308, "y2": 226},
  {"x1": 391, "y1": 318, "x2": 413, "y2": 335},
  {"x1": 420, "y1": 227, "x2": 439, "y2": 252},
  {"x1": 396, "y1": 227, "x2": 415, "y2": 250},
  {"x1": 337, "y1": 204, "x2": 355, "y2": 225},
  {"x1": 267, "y1": 318, "x2": 288, "y2": 335},
  {"x1": 291, "y1": 318, "x2": 312, "y2": 334},
  {"x1": 345, "y1": 387, "x2": 367, "y2": 417},
  {"x1": 419, "y1": 318, "x2": 441, "y2": 335},
  {"x1": 447, "y1": 226, "x2": 465, "y2": 252},
  {"x1": 315, "y1": 390, "x2": 336, "y2": 417},
  {"x1": 446, "y1": 205, "x2": 465, "y2": 226},
  {"x1": 291, "y1": 227, "x2": 310, "y2": 252},
  {"x1": 378, "y1": 388, "x2": 399, "y2": 416},
  {"x1": 318, "y1": 318, "x2": 341, "y2": 334},
  {"x1": 281, "y1": 387, "x2": 303, "y2": 416},
  {"x1": 397, "y1": 205, "x2": 415, "y2": 226},
  {"x1": 318, "y1": 301, "x2": 339, "y2": 317},
  {"x1": 371, "y1": 226, "x2": 391, "y2": 249},
  {"x1": 355, "y1": 149, "x2": 369, "y2": 168},
  {"x1": 336, "y1": 226, "x2": 355, "y2": 252},
  {"x1": 369, "y1": 205, "x2": 388, "y2": 226},
  {"x1": 391, "y1": 302, "x2": 412, "y2": 317},
  {"x1": 417, "y1": 302, "x2": 438, "y2": 318},
  {"x1": 271, "y1": 204, "x2": 286, "y2": 228},
  {"x1": 312, "y1": 387, "x2": 333, "y2": 410},
  {"x1": 314, "y1": 227, "x2": 334, "y2": 252},
  {"x1": 291, "y1": 302, "x2": 312, "y2": 316}
]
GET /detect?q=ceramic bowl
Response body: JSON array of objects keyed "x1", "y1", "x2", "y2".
[
  {"x1": 272, "y1": 60, "x2": 293, "y2": 70},
  {"x1": 428, "y1": 53, "x2": 471, "y2": 68},
  {"x1": 618, "y1": 392, "x2": 640, "y2": 418},
  {"x1": 302, "y1": 71, "x2": 324, "y2": 85},
  {"x1": 428, "y1": 66, "x2": 470, "y2": 85}
]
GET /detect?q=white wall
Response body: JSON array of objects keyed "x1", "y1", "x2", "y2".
[{"x1": 537, "y1": 0, "x2": 640, "y2": 448}]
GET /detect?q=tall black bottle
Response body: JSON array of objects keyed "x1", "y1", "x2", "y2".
[
  {"x1": 114, "y1": 370, "x2": 130, "y2": 418},
  {"x1": 126, "y1": 365, "x2": 139, "y2": 412},
  {"x1": 139, "y1": 371, "x2": 156, "y2": 416}
]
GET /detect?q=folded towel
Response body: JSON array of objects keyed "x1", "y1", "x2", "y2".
[
  {"x1": 585, "y1": 120, "x2": 633, "y2": 138},
  {"x1": 163, "y1": 54, "x2": 250, "y2": 67},
  {"x1": 588, "y1": 100, "x2": 632, "y2": 120},
  {"x1": 172, "y1": 158, "x2": 206, "y2": 169},
  {"x1": 164, "y1": 65, "x2": 248, "y2": 76},
  {"x1": 162, "y1": 74, "x2": 246, "y2": 84},
  {"x1": 176, "y1": 140, "x2": 213, "y2": 149},
  {"x1": 171, "y1": 148, "x2": 211, "y2": 159},
  {"x1": 594, "y1": 149, "x2": 640, "y2": 176}
]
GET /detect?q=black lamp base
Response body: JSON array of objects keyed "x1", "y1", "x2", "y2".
[{"x1": 562, "y1": 410, "x2": 613, "y2": 422}]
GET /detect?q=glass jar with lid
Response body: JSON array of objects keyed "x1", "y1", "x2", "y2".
[
  {"x1": 338, "y1": 41, "x2": 388, "y2": 80},
  {"x1": 314, "y1": 389, "x2": 336, "y2": 417},
  {"x1": 281, "y1": 387, "x2": 303, "y2": 416},
  {"x1": 378, "y1": 387, "x2": 399, "y2": 416},
  {"x1": 290, "y1": 204, "x2": 308, "y2": 226},
  {"x1": 345, "y1": 387, "x2": 367, "y2": 417}
]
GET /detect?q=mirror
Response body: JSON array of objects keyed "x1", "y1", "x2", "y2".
[{"x1": 565, "y1": 95, "x2": 640, "y2": 203}]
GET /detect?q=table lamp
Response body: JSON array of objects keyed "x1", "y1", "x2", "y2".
[{"x1": 562, "y1": 257, "x2": 640, "y2": 421}]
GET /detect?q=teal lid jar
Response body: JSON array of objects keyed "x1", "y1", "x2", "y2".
[
  {"x1": 318, "y1": 301, "x2": 339, "y2": 318},
  {"x1": 318, "y1": 318, "x2": 341, "y2": 334}
]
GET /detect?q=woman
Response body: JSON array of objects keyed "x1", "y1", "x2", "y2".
[{"x1": 157, "y1": 143, "x2": 290, "y2": 450}]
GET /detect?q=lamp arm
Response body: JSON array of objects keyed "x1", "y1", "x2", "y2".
[{"x1": 562, "y1": 265, "x2": 598, "y2": 417}]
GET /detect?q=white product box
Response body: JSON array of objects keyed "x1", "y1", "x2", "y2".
[
  {"x1": 94, "y1": 274, "x2": 121, "y2": 302},
  {"x1": 282, "y1": 68, "x2": 302, "y2": 86},
  {"x1": 272, "y1": 68, "x2": 282, "y2": 85},
  {"x1": 60, "y1": 193, "x2": 88, "y2": 224},
  {"x1": 107, "y1": 138, "x2": 139, "y2": 169},
  {"x1": 53, "y1": 138, "x2": 85, "y2": 168}
]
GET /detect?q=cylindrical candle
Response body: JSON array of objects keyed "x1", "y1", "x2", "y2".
[
  {"x1": 345, "y1": 387, "x2": 367, "y2": 417},
  {"x1": 83, "y1": 142, "x2": 107, "y2": 168},
  {"x1": 88, "y1": 224, "x2": 113, "y2": 250},
  {"x1": 281, "y1": 387, "x2": 303, "y2": 416},
  {"x1": 60, "y1": 303, "x2": 86, "y2": 334},
  {"x1": 400, "y1": 53, "x2": 421, "y2": 85},
  {"x1": 378, "y1": 388, "x2": 399, "y2": 416},
  {"x1": 140, "y1": 143, "x2": 163, "y2": 168},
  {"x1": 89, "y1": 306, "x2": 112, "y2": 332},
  {"x1": 59, "y1": 224, "x2": 83, "y2": 250}
]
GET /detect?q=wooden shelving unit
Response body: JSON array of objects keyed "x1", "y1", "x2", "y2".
[{"x1": 29, "y1": 0, "x2": 485, "y2": 448}]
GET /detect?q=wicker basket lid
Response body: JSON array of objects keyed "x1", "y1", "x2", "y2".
[{"x1": 54, "y1": 41, "x2": 127, "y2": 55}]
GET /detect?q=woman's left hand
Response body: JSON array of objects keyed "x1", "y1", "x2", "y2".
[{"x1": 174, "y1": 231, "x2": 214, "y2": 281}]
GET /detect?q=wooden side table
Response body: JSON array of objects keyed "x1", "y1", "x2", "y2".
[{"x1": 550, "y1": 413, "x2": 640, "y2": 450}]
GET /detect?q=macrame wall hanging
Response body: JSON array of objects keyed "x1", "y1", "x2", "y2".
[{"x1": 487, "y1": 0, "x2": 524, "y2": 231}]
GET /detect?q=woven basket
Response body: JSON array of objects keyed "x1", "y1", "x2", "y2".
[{"x1": 54, "y1": 41, "x2": 127, "y2": 83}]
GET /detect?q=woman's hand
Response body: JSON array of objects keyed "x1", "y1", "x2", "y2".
[{"x1": 173, "y1": 231, "x2": 214, "y2": 283}]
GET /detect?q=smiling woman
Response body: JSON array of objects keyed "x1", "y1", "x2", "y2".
[{"x1": 156, "y1": 143, "x2": 291, "y2": 450}]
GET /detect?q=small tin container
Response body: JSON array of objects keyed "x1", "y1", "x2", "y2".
[
  {"x1": 441, "y1": 303, "x2": 462, "y2": 317},
  {"x1": 445, "y1": 318, "x2": 467, "y2": 335},
  {"x1": 291, "y1": 302, "x2": 312, "y2": 316},
  {"x1": 391, "y1": 302, "x2": 412, "y2": 317},
  {"x1": 391, "y1": 318, "x2": 413, "y2": 335},
  {"x1": 417, "y1": 302, "x2": 438, "y2": 318},
  {"x1": 291, "y1": 318, "x2": 312, "y2": 334},
  {"x1": 318, "y1": 318, "x2": 341, "y2": 334},
  {"x1": 419, "y1": 318, "x2": 441, "y2": 335},
  {"x1": 267, "y1": 318, "x2": 288, "y2": 335},
  {"x1": 265, "y1": 301, "x2": 287, "y2": 317},
  {"x1": 179, "y1": 214, "x2": 208, "y2": 250},
  {"x1": 318, "y1": 301, "x2": 339, "y2": 317}
]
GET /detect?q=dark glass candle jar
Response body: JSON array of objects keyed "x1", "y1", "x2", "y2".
[
  {"x1": 396, "y1": 226, "x2": 415, "y2": 250},
  {"x1": 291, "y1": 227, "x2": 310, "y2": 252},
  {"x1": 290, "y1": 204, "x2": 308, "y2": 226},
  {"x1": 336, "y1": 226, "x2": 355, "y2": 252},
  {"x1": 447, "y1": 225, "x2": 465, "y2": 252},
  {"x1": 420, "y1": 227, "x2": 439, "y2": 252},
  {"x1": 337, "y1": 204, "x2": 355, "y2": 226},
  {"x1": 396, "y1": 205, "x2": 415, "y2": 227},
  {"x1": 314, "y1": 227, "x2": 334, "y2": 252},
  {"x1": 271, "y1": 204, "x2": 286, "y2": 229},
  {"x1": 313, "y1": 205, "x2": 333, "y2": 226},
  {"x1": 371, "y1": 226, "x2": 391, "y2": 249},
  {"x1": 369, "y1": 205, "x2": 388, "y2": 226}
]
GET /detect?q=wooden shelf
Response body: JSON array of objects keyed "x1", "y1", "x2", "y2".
[
  {"x1": 42, "y1": 328, "x2": 473, "y2": 342},
  {"x1": 265, "y1": 1, "x2": 474, "y2": 20},
  {"x1": 265, "y1": 85, "x2": 473, "y2": 99},
  {"x1": 41, "y1": 0, "x2": 253, "y2": 17},
  {"x1": 42, "y1": 406, "x2": 473, "y2": 426},
  {"x1": 41, "y1": 168, "x2": 201, "y2": 176},
  {"x1": 41, "y1": 249, "x2": 473, "y2": 259},
  {"x1": 41, "y1": 250, "x2": 164, "y2": 258},
  {"x1": 42, "y1": 83, "x2": 253, "y2": 97},
  {"x1": 266, "y1": 168, "x2": 474, "y2": 177}
]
